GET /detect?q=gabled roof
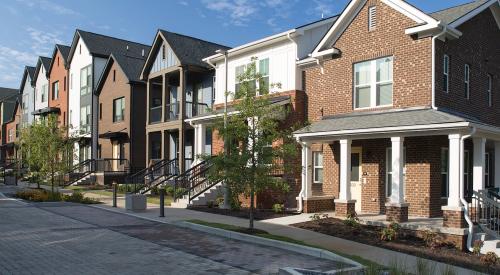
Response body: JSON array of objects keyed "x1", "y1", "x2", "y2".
[
  {"x1": 33, "y1": 56, "x2": 52, "y2": 82},
  {"x1": 19, "y1": 66, "x2": 36, "y2": 93},
  {"x1": 0, "y1": 87, "x2": 18, "y2": 101},
  {"x1": 430, "y1": 0, "x2": 490, "y2": 24},
  {"x1": 5, "y1": 97, "x2": 21, "y2": 124},
  {"x1": 95, "y1": 47, "x2": 151, "y2": 94},
  {"x1": 141, "y1": 29, "x2": 230, "y2": 79},
  {"x1": 67, "y1": 29, "x2": 150, "y2": 65},
  {"x1": 48, "y1": 44, "x2": 71, "y2": 73}
]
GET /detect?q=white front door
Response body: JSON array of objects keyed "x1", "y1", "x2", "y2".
[{"x1": 350, "y1": 147, "x2": 362, "y2": 213}]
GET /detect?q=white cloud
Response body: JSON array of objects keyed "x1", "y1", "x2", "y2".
[
  {"x1": 179, "y1": 0, "x2": 189, "y2": 6},
  {"x1": 201, "y1": 0, "x2": 258, "y2": 26},
  {"x1": 310, "y1": 0, "x2": 340, "y2": 16},
  {"x1": 16, "y1": 0, "x2": 79, "y2": 16},
  {"x1": 0, "y1": 46, "x2": 38, "y2": 88},
  {"x1": 26, "y1": 27, "x2": 64, "y2": 56}
]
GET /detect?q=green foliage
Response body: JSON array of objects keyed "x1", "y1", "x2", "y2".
[
  {"x1": 15, "y1": 189, "x2": 100, "y2": 204},
  {"x1": 272, "y1": 203, "x2": 284, "y2": 213},
  {"x1": 422, "y1": 230, "x2": 441, "y2": 248},
  {"x1": 480, "y1": 252, "x2": 499, "y2": 266},
  {"x1": 18, "y1": 115, "x2": 73, "y2": 191},
  {"x1": 380, "y1": 225, "x2": 398, "y2": 241},
  {"x1": 473, "y1": 239, "x2": 484, "y2": 256},
  {"x1": 205, "y1": 56, "x2": 299, "y2": 229},
  {"x1": 310, "y1": 213, "x2": 322, "y2": 221},
  {"x1": 343, "y1": 213, "x2": 360, "y2": 227}
]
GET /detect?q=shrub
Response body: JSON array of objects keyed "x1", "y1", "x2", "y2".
[
  {"x1": 310, "y1": 213, "x2": 322, "y2": 222},
  {"x1": 64, "y1": 191, "x2": 84, "y2": 202},
  {"x1": 480, "y1": 252, "x2": 498, "y2": 266},
  {"x1": 473, "y1": 239, "x2": 484, "y2": 256},
  {"x1": 215, "y1": 196, "x2": 224, "y2": 208},
  {"x1": 164, "y1": 185, "x2": 174, "y2": 196},
  {"x1": 422, "y1": 230, "x2": 440, "y2": 249},
  {"x1": 230, "y1": 196, "x2": 241, "y2": 211},
  {"x1": 15, "y1": 189, "x2": 51, "y2": 202},
  {"x1": 272, "y1": 203, "x2": 284, "y2": 213},
  {"x1": 380, "y1": 226, "x2": 397, "y2": 241},
  {"x1": 343, "y1": 213, "x2": 360, "y2": 227}
]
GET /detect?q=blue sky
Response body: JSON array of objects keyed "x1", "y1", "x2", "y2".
[{"x1": 0, "y1": 0, "x2": 472, "y2": 89}]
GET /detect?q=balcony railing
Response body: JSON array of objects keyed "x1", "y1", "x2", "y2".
[
  {"x1": 165, "y1": 102, "x2": 179, "y2": 121},
  {"x1": 149, "y1": 106, "x2": 162, "y2": 124},
  {"x1": 186, "y1": 101, "x2": 210, "y2": 118}
]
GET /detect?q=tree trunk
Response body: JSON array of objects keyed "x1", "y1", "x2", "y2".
[{"x1": 249, "y1": 183, "x2": 254, "y2": 230}]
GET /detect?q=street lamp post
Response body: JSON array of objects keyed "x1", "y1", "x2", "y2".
[{"x1": 216, "y1": 49, "x2": 230, "y2": 210}]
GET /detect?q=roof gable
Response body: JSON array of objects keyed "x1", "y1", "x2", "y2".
[
  {"x1": 19, "y1": 66, "x2": 35, "y2": 93},
  {"x1": 430, "y1": 0, "x2": 498, "y2": 27},
  {"x1": 33, "y1": 56, "x2": 51, "y2": 83},
  {"x1": 48, "y1": 44, "x2": 71, "y2": 74}
]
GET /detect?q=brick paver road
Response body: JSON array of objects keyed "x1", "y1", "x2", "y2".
[{"x1": 0, "y1": 188, "x2": 347, "y2": 275}]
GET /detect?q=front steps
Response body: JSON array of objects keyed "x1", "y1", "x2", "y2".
[
  {"x1": 473, "y1": 232, "x2": 500, "y2": 256},
  {"x1": 71, "y1": 174, "x2": 95, "y2": 186},
  {"x1": 170, "y1": 182, "x2": 223, "y2": 208}
]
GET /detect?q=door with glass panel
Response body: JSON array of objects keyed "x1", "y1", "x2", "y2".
[{"x1": 350, "y1": 147, "x2": 362, "y2": 212}]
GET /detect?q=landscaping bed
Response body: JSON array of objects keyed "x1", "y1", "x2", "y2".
[
  {"x1": 188, "y1": 206, "x2": 299, "y2": 220},
  {"x1": 14, "y1": 188, "x2": 101, "y2": 204},
  {"x1": 292, "y1": 216, "x2": 500, "y2": 274}
]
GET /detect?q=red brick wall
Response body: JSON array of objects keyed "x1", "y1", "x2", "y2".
[
  {"x1": 304, "y1": 0, "x2": 433, "y2": 122},
  {"x1": 48, "y1": 49, "x2": 68, "y2": 130},
  {"x1": 435, "y1": 9, "x2": 500, "y2": 126}
]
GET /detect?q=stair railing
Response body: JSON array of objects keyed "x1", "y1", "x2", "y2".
[
  {"x1": 64, "y1": 159, "x2": 94, "y2": 186},
  {"x1": 470, "y1": 190, "x2": 500, "y2": 239},
  {"x1": 127, "y1": 158, "x2": 179, "y2": 194},
  {"x1": 173, "y1": 158, "x2": 222, "y2": 204}
]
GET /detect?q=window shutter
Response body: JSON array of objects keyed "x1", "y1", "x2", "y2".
[{"x1": 369, "y1": 6, "x2": 377, "y2": 31}]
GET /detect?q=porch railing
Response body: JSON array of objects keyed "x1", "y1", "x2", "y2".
[
  {"x1": 94, "y1": 158, "x2": 130, "y2": 173},
  {"x1": 165, "y1": 102, "x2": 179, "y2": 121},
  {"x1": 149, "y1": 106, "x2": 162, "y2": 124},
  {"x1": 185, "y1": 101, "x2": 209, "y2": 118},
  {"x1": 470, "y1": 189, "x2": 500, "y2": 239}
]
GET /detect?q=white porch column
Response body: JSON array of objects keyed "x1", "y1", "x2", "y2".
[
  {"x1": 193, "y1": 123, "x2": 206, "y2": 163},
  {"x1": 447, "y1": 134, "x2": 462, "y2": 207},
  {"x1": 301, "y1": 142, "x2": 313, "y2": 198},
  {"x1": 390, "y1": 137, "x2": 405, "y2": 204},
  {"x1": 473, "y1": 137, "x2": 486, "y2": 191},
  {"x1": 495, "y1": 141, "x2": 500, "y2": 189},
  {"x1": 339, "y1": 139, "x2": 352, "y2": 201}
]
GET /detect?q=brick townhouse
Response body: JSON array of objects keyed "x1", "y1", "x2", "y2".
[
  {"x1": 45, "y1": 44, "x2": 71, "y2": 129},
  {"x1": 293, "y1": 0, "x2": 500, "y2": 240}
]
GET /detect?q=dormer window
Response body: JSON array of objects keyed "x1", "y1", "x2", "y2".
[{"x1": 368, "y1": 6, "x2": 377, "y2": 31}]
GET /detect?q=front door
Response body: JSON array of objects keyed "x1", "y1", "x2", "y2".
[
  {"x1": 350, "y1": 147, "x2": 362, "y2": 213},
  {"x1": 112, "y1": 141, "x2": 120, "y2": 171}
]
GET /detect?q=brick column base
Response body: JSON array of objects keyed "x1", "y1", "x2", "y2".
[
  {"x1": 442, "y1": 206, "x2": 466, "y2": 228},
  {"x1": 302, "y1": 198, "x2": 335, "y2": 213},
  {"x1": 385, "y1": 203, "x2": 409, "y2": 222},
  {"x1": 335, "y1": 200, "x2": 356, "y2": 218}
]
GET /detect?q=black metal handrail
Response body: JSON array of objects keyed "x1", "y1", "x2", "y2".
[
  {"x1": 64, "y1": 159, "x2": 94, "y2": 186},
  {"x1": 127, "y1": 158, "x2": 179, "y2": 194},
  {"x1": 185, "y1": 101, "x2": 210, "y2": 118},
  {"x1": 173, "y1": 157, "x2": 222, "y2": 203}
]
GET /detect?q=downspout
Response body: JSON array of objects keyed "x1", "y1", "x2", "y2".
[
  {"x1": 460, "y1": 126, "x2": 476, "y2": 252},
  {"x1": 296, "y1": 138, "x2": 306, "y2": 213},
  {"x1": 431, "y1": 23, "x2": 446, "y2": 110}
]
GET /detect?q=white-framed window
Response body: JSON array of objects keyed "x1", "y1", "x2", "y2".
[
  {"x1": 354, "y1": 56, "x2": 393, "y2": 109},
  {"x1": 368, "y1": 6, "x2": 377, "y2": 31},
  {"x1": 52, "y1": 81, "x2": 59, "y2": 100},
  {"x1": 41, "y1": 84, "x2": 48, "y2": 102},
  {"x1": 386, "y1": 147, "x2": 406, "y2": 197},
  {"x1": 80, "y1": 65, "x2": 92, "y2": 96},
  {"x1": 441, "y1": 148, "x2": 449, "y2": 197},
  {"x1": 113, "y1": 97, "x2": 125, "y2": 122},
  {"x1": 488, "y1": 74, "x2": 492, "y2": 107},
  {"x1": 443, "y1": 55, "x2": 449, "y2": 92},
  {"x1": 80, "y1": 105, "x2": 91, "y2": 133},
  {"x1": 464, "y1": 64, "x2": 470, "y2": 99},
  {"x1": 313, "y1": 151, "x2": 323, "y2": 184},
  {"x1": 8, "y1": 128, "x2": 14, "y2": 142},
  {"x1": 235, "y1": 57, "x2": 270, "y2": 97},
  {"x1": 69, "y1": 110, "x2": 73, "y2": 128}
]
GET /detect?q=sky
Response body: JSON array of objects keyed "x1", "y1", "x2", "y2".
[{"x1": 0, "y1": 0, "x2": 474, "y2": 89}]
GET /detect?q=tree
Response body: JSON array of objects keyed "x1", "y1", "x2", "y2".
[
  {"x1": 207, "y1": 57, "x2": 298, "y2": 230},
  {"x1": 18, "y1": 114, "x2": 72, "y2": 193}
]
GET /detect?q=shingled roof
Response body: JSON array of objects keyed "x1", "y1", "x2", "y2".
[
  {"x1": 68, "y1": 29, "x2": 150, "y2": 64},
  {"x1": 158, "y1": 30, "x2": 230, "y2": 69},
  {"x1": 48, "y1": 44, "x2": 71, "y2": 74},
  {"x1": 430, "y1": 0, "x2": 491, "y2": 25},
  {"x1": 19, "y1": 66, "x2": 35, "y2": 92},
  {"x1": 33, "y1": 56, "x2": 51, "y2": 81},
  {"x1": 0, "y1": 87, "x2": 18, "y2": 101}
]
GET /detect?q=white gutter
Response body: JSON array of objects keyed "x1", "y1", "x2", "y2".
[
  {"x1": 286, "y1": 32, "x2": 299, "y2": 61},
  {"x1": 431, "y1": 24, "x2": 447, "y2": 110},
  {"x1": 459, "y1": 127, "x2": 476, "y2": 253},
  {"x1": 296, "y1": 138, "x2": 306, "y2": 213}
]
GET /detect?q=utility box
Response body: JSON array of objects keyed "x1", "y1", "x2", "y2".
[{"x1": 125, "y1": 194, "x2": 147, "y2": 211}]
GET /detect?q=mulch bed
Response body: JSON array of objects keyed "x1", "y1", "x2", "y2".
[
  {"x1": 292, "y1": 217, "x2": 500, "y2": 274},
  {"x1": 188, "y1": 206, "x2": 299, "y2": 220}
]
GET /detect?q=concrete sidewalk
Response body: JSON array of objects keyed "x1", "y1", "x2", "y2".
[{"x1": 90, "y1": 200, "x2": 482, "y2": 275}]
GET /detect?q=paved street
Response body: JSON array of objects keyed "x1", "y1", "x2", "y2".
[{"x1": 0, "y1": 188, "x2": 347, "y2": 275}]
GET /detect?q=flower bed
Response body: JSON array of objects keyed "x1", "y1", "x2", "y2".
[
  {"x1": 15, "y1": 188, "x2": 100, "y2": 204},
  {"x1": 188, "y1": 205, "x2": 299, "y2": 220},
  {"x1": 292, "y1": 216, "x2": 500, "y2": 274}
]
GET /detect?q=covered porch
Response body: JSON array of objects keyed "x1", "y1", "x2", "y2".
[{"x1": 294, "y1": 108, "x2": 500, "y2": 229}]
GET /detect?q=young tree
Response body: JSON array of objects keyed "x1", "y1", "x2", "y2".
[
  {"x1": 18, "y1": 114, "x2": 72, "y2": 193},
  {"x1": 207, "y1": 57, "x2": 297, "y2": 230}
]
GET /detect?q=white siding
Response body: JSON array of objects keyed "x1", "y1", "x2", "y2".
[
  {"x1": 21, "y1": 76, "x2": 35, "y2": 126},
  {"x1": 150, "y1": 41, "x2": 179, "y2": 75},
  {"x1": 34, "y1": 64, "x2": 49, "y2": 113}
]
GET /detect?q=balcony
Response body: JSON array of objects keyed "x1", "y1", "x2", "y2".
[
  {"x1": 165, "y1": 102, "x2": 180, "y2": 121},
  {"x1": 186, "y1": 101, "x2": 210, "y2": 118},
  {"x1": 149, "y1": 106, "x2": 162, "y2": 124}
]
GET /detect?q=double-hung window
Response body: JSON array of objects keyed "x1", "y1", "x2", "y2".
[
  {"x1": 443, "y1": 55, "x2": 449, "y2": 92},
  {"x1": 80, "y1": 66, "x2": 92, "y2": 96},
  {"x1": 313, "y1": 151, "x2": 323, "y2": 184},
  {"x1": 354, "y1": 56, "x2": 393, "y2": 109},
  {"x1": 41, "y1": 84, "x2": 48, "y2": 102},
  {"x1": 488, "y1": 74, "x2": 492, "y2": 107},
  {"x1": 113, "y1": 97, "x2": 125, "y2": 122},
  {"x1": 80, "y1": 105, "x2": 91, "y2": 133},
  {"x1": 235, "y1": 58, "x2": 270, "y2": 98},
  {"x1": 52, "y1": 81, "x2": 59, "y2": 100},
  {"x1": 464, "y1": 64, "x2": 470, "y2": 99},
  {"x1": 386, "y1": 147, "x2": 406, "y2": 197}
]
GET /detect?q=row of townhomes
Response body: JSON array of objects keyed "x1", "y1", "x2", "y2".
[{"x1": 0, "y1": 0, "x2": 499, "y2": 254}]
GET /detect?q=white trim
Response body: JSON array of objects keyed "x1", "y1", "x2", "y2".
[
  {"x1": 464, "y1": 64, "x2": 470, "y2": 100},
  {"x1": 441, "y1": 147, "x2": 449, "y2": 198},
  {"x1": 381, "y1": 0, "x2": 436, "y2": 24},
  {"x1": 312, "y1": 151, "x2": 324, "y2": 184},
  {"x1": 449, "y1": 0, "x2": 499, "y2": 28},
  {"x1": 294, "y1": 122, "x2": 471, "y2": 139},
  {"x1": 443, "y1": 54, "x2": 450, "y2": 93}
]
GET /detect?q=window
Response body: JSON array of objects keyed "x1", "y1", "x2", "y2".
[
  {"x1": 80, "y1": 65, "x2": 92, "y2": 96},
  {"x1": 441, "y1": 148, "x2": 449, "y2": 197},
  {"x1": 212, "y1": 76, "x2": 216, "y2": 102},
  {"x1": 235, "y1": 58, "x2": 270, "y2": 97},
  {"x1": 464, "y1": 64, "x2": 470, "y2": 99},
  {"x1": 57, "y1": 57, "x2": 60, "y2": 67},
  {"x1": 368, "y1": 6, "x2": 377, "y2": 31},
  {"x1": 443, "y1": 55, "x2": 449, "y2": 92},
  {"x1": 8, "y1": 129, "x2": 14, "y2": 142},
  {"x1": 52, "y1": 81, "x2": 59, "y2": 100},
  {"x1": 79, "y1": 45, "x2": 81, "y2": 54},
  {"x1": 488, "y1": 74, "x2": 492, "y2": 107},
  {"x1": 386, "y1": 147, "x2": 406, "y2": 197},
  {"x1": 113, "y1": 70, "x2": 116, "y2": 82},
  {"x1": 64, "y1": 76, "x2": 66, "y2": 91},
  {"x1": 485, "y1": 152, "x2": 492, "y2": 188},
  {"x1": 162, "y1": 45, "x2": 166, "y2": 60},
  {"x1": 113, "y1": 97, "x2": 125, "y2": 122},
  {"x1": 80, "y1": 105, "x2": 91, "y2": 133},
  {"x1": 41, "y1": 84, "x2": 48, "y2": 102},
  {"x1": 354, "y1": 57, "x2": 393, "y2": 108},
  {"x1": 313, "y1": 152, "x2": 324, "y2": 183},
  {"x1": 69, "y1": 110, "x2": 73, "y2": 127},
  {"x1": 99, "y1": 103, "x2": 102, "y2": 120}
]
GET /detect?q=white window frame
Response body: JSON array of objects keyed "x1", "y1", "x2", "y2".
[
  {"x1": 488, "y1": 74, "x2": 492, "y2": 107},
  {"x1": 464, "y1": 64, "x2": 470, "y2": 99},
  {"x1": 41, "y1": 84, "x2": 48, "y2": 103},
  {"x1": 313, "y1": 151, "x2": 324, "y2": 184},
  {"x1": 354, "y1": 56, "x2": 393, "y2": 109},
  {"x1": 443, "y1": 55, "x2": 449, "y2": 93},
  {"x1": 441, "y1": 148, "x2": 449, "y2": 198},
  {"x1": 80, "y1": 65, "x2": 92, "y2": 96},
  {"x1": 234, "y1": 57, "x2": 270, "y2": 96},
  {"x1": 385, "y1": 147, "x2": 406, "y2": 198}
]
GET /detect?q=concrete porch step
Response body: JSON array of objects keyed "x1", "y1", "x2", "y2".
[{"x1": 473, "y1": 232, "x2": 500, "y2": 256}]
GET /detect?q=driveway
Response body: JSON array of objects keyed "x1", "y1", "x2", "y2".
[{"x1": 0, "y1": 187, "x2": 347, "y2": 274}]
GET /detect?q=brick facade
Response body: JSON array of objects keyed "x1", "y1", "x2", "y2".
[
  {"x1": 385, "y1": 204, "x2": 409, "y2": 223},
  {"x1": 334, "y1": 201, "x2": 356, "y2": 218},
  {"x1": 442, "y1": 209, "x2": 467, "y2": 228},
  {"x1": 48, "y1": 48, "x2": 69, "y2": 129},
  {"x1": 303, "y1": 198, "x2": 335, "y2": 213}
]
